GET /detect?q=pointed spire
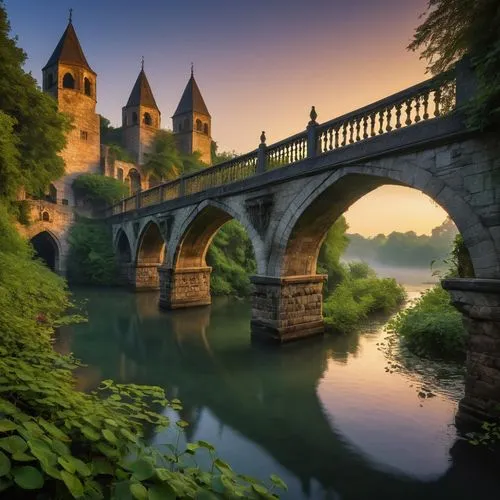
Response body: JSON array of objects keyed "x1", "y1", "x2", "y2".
[
  {"x1": 43, "y1": 14, "x2": 94, "y2": 72},
  {"x1": 125, "y1": 66, "x2": 159, "y2": 110},
  {"x1": 172, "y1": 70, "x2": 210, "y2": 118}
]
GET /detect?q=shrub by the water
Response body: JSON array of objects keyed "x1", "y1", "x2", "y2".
[
  {"x1": 66, "y1": 217, "x2": 119, "y2": 285},
  {"x1": 388, "y1": 285, "x2": 467, "y2": 361},
  {"x1": 0, "y1": 206, "x2": 284, "y2": 498}
]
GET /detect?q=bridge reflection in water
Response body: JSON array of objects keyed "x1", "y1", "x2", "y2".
[{"x1": 57, "y1": 289, "x2": 500, "y2": 500}]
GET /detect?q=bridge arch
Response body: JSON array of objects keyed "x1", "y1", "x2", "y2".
[
  {"x1": 169, "y1": 199, "x2": 264, "y2": 273},
  {"x1": 269, "y1": 163, "x2": 499, "y2": 279},
  {"x1": 30, "y1": 230, "x2": 61, "y2": 272},
  {"x1": 114, "y1": 229, "x2": 132, "y2": 264},
  {"x1": 134, "y1": 220, "x2": 165, "y2": 289}
]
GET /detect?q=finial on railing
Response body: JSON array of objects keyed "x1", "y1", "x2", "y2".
[
  {"x1": 308, "y1": 106, "x2": 318, "y2": 125},
  {"x1": 260, "y1": 131, "x2": 266, "y2": 145}
]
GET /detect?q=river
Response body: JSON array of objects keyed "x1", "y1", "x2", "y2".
[{"x1": 56, "y1": 285, "x2": 500, "y2": 500}]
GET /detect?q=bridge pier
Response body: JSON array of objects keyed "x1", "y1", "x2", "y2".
[
  {"x1": 134, "y1": 263, "x2": 161, "y2": 290},
  {"x1": 250, "y1": 275, "x2": 326, "y2": 343},
  {"x1": 158, "y1": 266, "x2": 212, "y2": 309},
  {"x1": 442, "y1": 278, "x2": 500, "y2": 428}
]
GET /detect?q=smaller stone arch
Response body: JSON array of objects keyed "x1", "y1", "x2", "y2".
[
  {"x1": 126, "y1": 168, "x2": 141, "y2": 194},
  {"x1": 30, "y1": 231, "x2": 61, "y2": 272},
  {"x1": 115, "y1": 229, "x2": 132, "y2": 263},
  {"x1": 196, "y1": 119, "x2": 202, "y2": 132},
  {"x1": 84, "y1": 77, "x2": 92, "y2": 96},
  {"x1": 143, "y1": 112, "x2": 152, "y2": 126},
  {"x1": 117, "y1": 167, "x2": 124, "y2": 181},
  {"x1": 134, "y1": 220, "x2": 165, "y2": 290},
  {"x1": 41, "y1": 211, "x2": 51, "y2": 222},
  {"x1": 62, "y1": 72, "x2": 75, "y2": 89}
]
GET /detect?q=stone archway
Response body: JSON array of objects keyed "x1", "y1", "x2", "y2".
[
  {"x1": 134, "y1": 221, "x2": 165, "y2": 290},
  {"x1": 30, "y1": 231, "x2": 60, "y2": 272},
  {"x1": 115, "y1": 229, "x2": 133, "y2": 286}
]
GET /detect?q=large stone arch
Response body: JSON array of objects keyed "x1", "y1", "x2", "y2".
[
  {"x1": 159, "y1": 199, "x2": 264, "y2": 310},
  {"x1": 30, "y1": 230, "x2": 62, "y2": 273},
  {"x1": 134, "y1": 220, "x2": 165, "y2": 290},
  {"x1": 268, "y1": 162, "x2": 499, "y2": 279}
]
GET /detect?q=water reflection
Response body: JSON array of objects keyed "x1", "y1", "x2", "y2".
[{"x1": 56, "y1": 289, "x2": 499, "y2": 500}]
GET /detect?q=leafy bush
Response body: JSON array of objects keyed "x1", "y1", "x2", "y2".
[
  {"x1": 0, "y1": 206, "x2": 284, "y2": 498},
  {"x1": 67, "y1": 217, "x2": 119, "y2": 285},
  {"x1": 324, "y1": 272, "x2": 406, "y2": 333},
  {"x1": 72, "y1": 174, "x2": 129, "y2": 206},
  {"x1": 207, "y1": 221, "x2": 256, "y2": 297},
  {"x1": 388, "y1": 285, "x2": 467, "y2": 361}
]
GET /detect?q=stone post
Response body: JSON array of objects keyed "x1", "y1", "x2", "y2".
[
  {"x1": 250, "y1": 274, "x2": 326, "y2": 342},
  {"x1": 455, "y1": 56, "x2": 477, "y2": 107},
  {"x1": 257, "y1": 131, "x2": 267, "y2": 174},
  {"x1": 442, "y1": 278, "x2": 500, "y2": 428},
  {"x1": 306, "y1": 106, "x2": 318, "y2": 158},
  {"x1": 135, "y1": 188, "x2": 142, "y2": 210},
  {"x1": 158, "y1": 266, "x2": 212, "y2": 310}
]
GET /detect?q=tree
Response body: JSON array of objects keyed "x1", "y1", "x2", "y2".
[
  {"x1": 0, "y1": 3, "x2": 70, "y2": 200},
  {"x1": 409, "y1": 0, "x2": 500, "y2": 128},
  {"x1": 211, "y1": 140, "x2": 237, "y2": 165}
]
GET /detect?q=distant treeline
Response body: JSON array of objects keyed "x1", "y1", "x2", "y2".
[{"x1": 344, "y1": 217, "x2": 458, "y2": 269}]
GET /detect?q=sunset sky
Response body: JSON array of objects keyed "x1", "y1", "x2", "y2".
[{"x1": 4, "y1": 0, "x2": 448, "y2": 236}]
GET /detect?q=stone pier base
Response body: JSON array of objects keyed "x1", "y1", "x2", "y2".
[
  {"x1": 117, "y1": 263, "x2": 133, "y2": 287},
  {"x1": 250, "y1": 275, "x2": 326, "y2": 343},
  {"x1": 158, "y1": 266, "x2": 212, "y2": 309},
  {"x1": 134, "y1": 263, "x2": 161, "y2": 290},
  {"x1": 442, "y1": 278, "x2": 500, "y2": 428}
]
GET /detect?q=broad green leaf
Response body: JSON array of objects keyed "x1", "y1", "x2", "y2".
[
  {"x1": 197, "y1": 440, "x2": 215, "y2": 452},
  {"x1": 38, "y1": 418, "x2": 70, "y2": 441},
  {"x1": 147, "y1": 483, "x2": 176, "y2": 500},
  {"x1": 61, "y1": 470, "x2": 84, "y2": 498},
  {"x1": 81, "y1": 426, "x2": 101, "y2": 441},
  {"x1": 102, "y1": 429, "x2": 117, "y2": 444},
  {"x1": 92, "y1": 458, "x2": 114, "y2": 476},
  {"x1": 58, "y1": 456, "x2": 76, "y2": 474},
  {"x1": 176, "y1": 420, "x2": 189, "y2": 428},
  {"x1": 12, "y1": 452, "x2": 35, "y2": 462},
  {"x1": 120, "y1": 428, "x2": 137, "y2": 443},
  {"x1": 0, "y1": 435, "x2": 27, "y2": 454},
  {"x1": 0, "y1": 451, "x2": 11, "y2": 477},
  {"x1": 270, "y1": 474, "x2": 287, "y2": 491},
  {"x1": 130, "y1": 481, "x2": 148, "y2": 500},
  {"x1": 96, "y1": 443, "x2": 118, "y2": 458},
  {"x1": 67, "y1": 456, "x2": 91, "y2": 477},
  {"x1": 12, "y1": 466, "x2": 44, "y2": 490},
  {"x1": 214, "y1": 458, "x2": 232, "y2": 473},
  {"x1": 0, "y1": 419, "x2": 16, "y2": 432},
  {"x1": 185, "y1": 442, "x2": 199, "y2": 454},
  {"x1": 129, "y1": 458, "x2": 155, "y2": 481}
]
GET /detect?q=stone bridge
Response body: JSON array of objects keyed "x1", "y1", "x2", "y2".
[{"x1": 106, "y1": 59, "x2": 500, "y2": 426}]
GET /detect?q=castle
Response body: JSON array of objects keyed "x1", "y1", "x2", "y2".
[{"x1": 19, "y1": 14, "x2": 213, "y2": 273}]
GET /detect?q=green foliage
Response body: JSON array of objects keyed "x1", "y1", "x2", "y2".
[
  {"x1": 67, "y1": 217, "x2": 119, "y2": 285},
  {"x1": 0, "y1": 4, "x2": 70, "y2": 200},
  {"x1": 388, "y1": 285, "x2": 467, "y2": 360},
  {"x1": 207, "y1": 221, "x2": 256, "y2": 297},
  {"x1": 409, "y1": 0, "x2": 500, "y2": 129},
  {"x1": 450, "y1": 234, "x2": 474, "y2": 278},
  {"x1": 345, "y1": 217, "x2": 458, "y2": 268},
  {"x1": 324, "y1": 270, "x2": 406, "y2": 333},
  {"x1": 317, "y1": 217, "x2": 350, "y2": 291},
  {"x1": 0, "y1": 206, "x2": 282, "y2": 498},
  {"x1": 72, "y1": 174, "x2": 129, "y2": 206},
  {"x1": 211, "y1": 141, "x2": 237, "y2": 165}
]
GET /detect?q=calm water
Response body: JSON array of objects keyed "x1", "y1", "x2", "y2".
[{"x1": 56, "y1": 287, "x2": 500, "y2": 500}]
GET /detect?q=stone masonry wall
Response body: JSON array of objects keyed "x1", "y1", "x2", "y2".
[
  {"x1": 134, "y1": 263, "x2": 160, "y2": 290},
  {"x1": 251, "y1": 275, "x2": 326, "y2": 342},
  {"x1": 158, "y1": 267, "x2": 211, "y2": 309}
]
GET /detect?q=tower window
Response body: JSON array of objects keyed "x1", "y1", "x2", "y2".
[
  {"x1": 178, "y1": 122, "x2": 182, "y2": 132},
  {"x1": 203, "y1": 123, "x2": 209, "y2": 135},
  {"x1": 80, "y1": 130, "x2": 88, "y2": 140},
  {"x1": 41, "y1": 211, "x2": 50, "y2": 222},
  {"x1": 196, "y1": 119, "x2": 202, "y2": 131},
  {"x1": 132, "y1": 112, "x2": 138, "y2": 124},
  {"x1": 62, "y1": 72, "x2": 75, "y2": 89},
  {"x1": 84, "y1": 77, "x2": 92, "y2": 96},
  {"x1": 143, "y1": 112, "x2": 152, "y2": 126}
]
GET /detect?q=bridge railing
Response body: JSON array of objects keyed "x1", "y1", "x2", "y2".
[{"x1": 107, "y1": 66, "x2": 460, "y2": 217}]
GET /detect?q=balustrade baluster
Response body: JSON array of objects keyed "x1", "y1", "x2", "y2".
[
  {"x1": 327, "y1": 128, "x2": 332, "y2": 151},
  {"x1": 355, "y1": 119, "x2": 361, "y2": 141},
  {"x1": 349, "y1": 121, "x2": 354, "y2": 144},
  {"x1": 334, "y1": 125, "x2": 340, "y2": 148},
  {"x1": 378, "y1": 110, "x2": 384, "y2": 134},
  {"x1": 386, "y1": 107, "x2": 393, "y2": 132},
  {"x1": 422, "y1": 92, "x2": 429, "y2": 120},
  {"x1": 370, "y1": 113, "x2": 376, "y2": 137},
  {"x1": 362, "y1": 116, "x2": 368, "y2": 139},
  {"x1": 434, "y1": 88, "x2": 441, "y2": 117},
  {"x1": 395, "y1": 103, "x2": 402, "y2": 128},
  {"x1": 341, "y1": 123, "x2": 347, "y2": 146},
  {"x1": 414, "y1": 96, "x2": 421, "y2": 122},
  {"x1": 405, "y1": 99, "x2": 412, "y2": 126}
]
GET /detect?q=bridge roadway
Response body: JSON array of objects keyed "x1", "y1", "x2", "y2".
[{"x1": 106, "y1": 59, "x2": 500, "y2": 426}]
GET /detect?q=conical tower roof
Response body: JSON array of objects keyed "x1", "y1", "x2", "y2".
[
  {"x1": 43, "y1": 21, "x2": 94, "y2": 73},
  {"x1": 125, "y1": 68, "x2": 159, "y2": 111},
  {"x1": 173, "y1": 72, "x2": 210, "y2": 118}
]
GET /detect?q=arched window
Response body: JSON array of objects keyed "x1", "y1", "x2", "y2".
[
  {"x1": 127, "y1": 168, "x2": 141, "y2": 194},
  {"x1": 196, "y1": 119, "x2": 202, "y2": 131},
  {"x1": 132, "y1": 112, "x2": 138, "y2": 124},
  {"x1": 183, "y1": 118, "x2": 189, "y2": 130},
  {"x1": 84, "y1": 77, "x2": 92, "y2": 96},
  {"x1": 203, "y1": 123, "x2": 209, "y2": 135},
  {"x1": 143, "y1": 112, "x2": 152, "y2": 126},
  {"x1": 62, "y1": 72, "x2": 75, "y2": 89},
  {"x1": 117, "y1": 168, "x2": 124, "y2": 181},
  {"x1": 41, "y1": 211, "x2": 50, "y2": 222}
]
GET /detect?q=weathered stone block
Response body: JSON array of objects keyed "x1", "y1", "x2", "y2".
[{"x1": 159, "y1": 266, "x2": 211, "y2": 309}]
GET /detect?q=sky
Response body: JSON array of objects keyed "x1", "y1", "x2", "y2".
[{"x1": 4, "y1": 0, "x2": 449, "y2": 236}]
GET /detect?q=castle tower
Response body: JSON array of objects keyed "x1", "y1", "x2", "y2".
[
  {"x1": 42, "y1": 11, "x2": 100, "y2": 206},
  {"x1": 172, "y1": 68, "x2": 212, "y2": 165},
  {"x1": 122, "y1": 62, "x2": 161, "y2": 165}
]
